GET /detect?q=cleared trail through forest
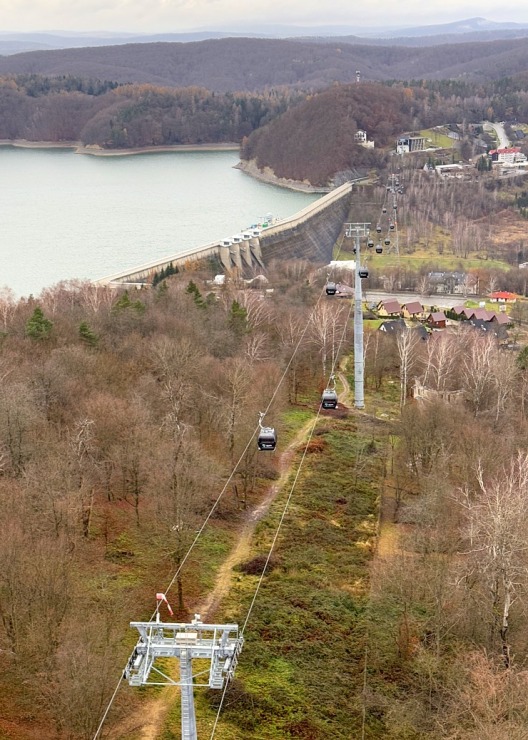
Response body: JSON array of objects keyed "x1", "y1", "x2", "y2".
[{"x1": 111, "y1": 414, "x2": 317, "y2": 740}]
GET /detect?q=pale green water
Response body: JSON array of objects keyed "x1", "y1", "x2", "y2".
[{"x1": 0, "y1": 147, "x2": 319, "y2": 298}]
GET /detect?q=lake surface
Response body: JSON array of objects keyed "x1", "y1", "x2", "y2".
[{"x1": 0, "y1": 147, "x2": 319, "y2": 298}]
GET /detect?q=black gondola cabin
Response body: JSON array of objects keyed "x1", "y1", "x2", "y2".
[
  {"x1": 321, "y1": 388, "x2": 338, "y2": 409},
  {"x1": 258, "y1": 427, "x2": 277, "y2": 451}
]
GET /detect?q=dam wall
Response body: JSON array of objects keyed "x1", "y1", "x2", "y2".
[
  {"x1": 257, "y1": 182, "x2": 352, "y2": 264},
  {"x1": 95, "y1": 181, "x2": 353, "y2": 287}
]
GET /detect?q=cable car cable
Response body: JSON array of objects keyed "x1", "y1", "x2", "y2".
[
  {"x1": 93, "y1": 229, "x2": 353, "y2": 739},
  {"x1": 209, "y1": 301, "x2": 353, "y2": 738},
  {"x1": 93, "y1": 675, "x2": 124, "y2": 740}
]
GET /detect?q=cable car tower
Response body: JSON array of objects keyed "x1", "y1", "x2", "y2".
[
  {"x1": 345, "y1": 222, "x2": 370, "y2": 409},
  {"x1": 125, "y1": 594, "x2": 244, "y2": 740},
  {"x1": 384, "y1": 174, "x2": 401, "y2": 259}
]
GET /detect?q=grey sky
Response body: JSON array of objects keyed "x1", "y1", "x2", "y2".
[{"x1": 1, "y1": 0, "x2": 528, "y2": 33}]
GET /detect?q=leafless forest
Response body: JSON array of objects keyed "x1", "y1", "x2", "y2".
[
  {"x1": 3, "y1": 170, "x2": 528, "y2": 737},
  {"x1": 0, "y1": 262, "x2": 355, "y2": 738}
]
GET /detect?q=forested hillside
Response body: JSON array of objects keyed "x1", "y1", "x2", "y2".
[
  {"x1": 6, "y1": 71, "x2": 528, "y2": 185},
  {"x1": 240, "y1": 83, "x2": 412, "y2": 186},
  {"x1": 0, "y1": 263, "x2": 338, "y2": 738},
  {"x1": 2, "y1": 36, "x2": 528, "y2": 91},
  {"x1": 0, "y1": 75, "x2": 296, "y2": 146},
  {"x1": 3, "y1": 247, "x2": 528, "y2": 737}
]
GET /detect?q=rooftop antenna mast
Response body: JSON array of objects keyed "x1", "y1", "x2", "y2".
[
  {"x1": 125, "y1": 594, "x2": 243, "y2": 740},
  {"x1": 345, "y1": 222, "x2": 370, "y2": 409}
]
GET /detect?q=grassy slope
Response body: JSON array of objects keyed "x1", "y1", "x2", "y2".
[{"x1": 158, "y1": 410, "x2": 388, "y2": 739}]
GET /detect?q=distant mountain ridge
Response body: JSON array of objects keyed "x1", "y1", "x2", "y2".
[
  {"x1": 2, "y1": 36, "x2": 528, "y2": 91},
  {"x1": 2, "y1": 17, "x2": 528, "y2": 55}
]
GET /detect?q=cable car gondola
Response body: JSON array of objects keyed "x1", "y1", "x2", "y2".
[
  {"x1": 384, "y1": 237, "x2": 391, "y2": 246},
  {"x1": 359, "y1": 266, "x2": 369, "y2": 279},
  {"x1": 367, "y1": 239, "x2": 374, "y2": 248},
  {"x1": 325, "y1": 281, "x2": 337, "y2": 295},
  {"x1": 375, "y1": 244, "x2": 383, "y2": 254},
  {"x1": 258, "y1": 426, "x2": 277, "y2": 451},
  {"x1": 321, "y1": 388, "x2": 338, "y2": 409},
  {"x1": 257, "y1": 412, "x2": 277, "y2": 451},
  {"x1": 389, "y1": 222, "x2": 395, "y2": 231},
  {"x1": 376, "y1": 224, "x2": 382, "y2": 233},
  {"x1": 382, "y1": 207, "x2": 387, "y2": 214}
]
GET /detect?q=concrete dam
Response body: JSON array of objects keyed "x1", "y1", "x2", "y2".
[{"x1": 95, "y1": 182, "x2": 353, "y2": 287}]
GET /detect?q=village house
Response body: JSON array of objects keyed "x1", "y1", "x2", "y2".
[
  {"x1": 427, "y1": 271, "x2": 469, "y2": 295},
  {"x1": 427, "y1": 311, "x2": 447, "y2": 329},
  {"x1": 468, "y1": 318, "x2": 509, "y2": 340},
  {"x1": 377, "y1": 299, "x2": 401, "y2": 317},
  {"x1": 379, "y1": 318, "x2": 406, "y2": 334},
  {"x1": 467, "y1": 308, "x2": 493, "y2": 321},
  {"x1": 490, "y1": 312, "x2": 512, "y2": 326},
  {"x1": 401, "y1": 300, "x2": 424, "y2": 319},
  {"x1": 379, "y1": 320, "x2": 429, "y2": 341},
  {"x1": 354, "y1": 129, "x2": 374, "y2": 148},
  {"x1": 488, "y1": 291, "x2": 517, "y2": 303}
]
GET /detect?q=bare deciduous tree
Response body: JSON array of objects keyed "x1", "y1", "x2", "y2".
[
  {"x1": 396, "y1": 328, "x2": 420, "y2": 409},
  {"x1": 455, "y1": 452, "x2": 528, "y2": 666}
]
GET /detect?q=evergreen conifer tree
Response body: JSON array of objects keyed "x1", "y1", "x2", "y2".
[
  {"x1": 79, "y1": 321, "x2": 99, "y2": 347},
  {"x1": 25, "y1": 306, "x2": 53, "y2": 340},
  {"x1": 186, "y1": 280, "x2": 205, "y2": 309},
  {"x1": 229, "y1": 299, "x2": 248, "y2": 336}
]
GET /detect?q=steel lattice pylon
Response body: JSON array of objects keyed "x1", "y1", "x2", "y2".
[
  {"x1": 125, "y1": 609, "x2": 243, "y2": 740},
  {"x1": 345, "y1": 222, "x2": 370, "y2": 409}
]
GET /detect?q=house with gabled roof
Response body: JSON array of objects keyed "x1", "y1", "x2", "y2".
[
  {"x1": 379, "y1": 318, "x2": 406, "y2": 333},
  {"x1": 427, "y1": 311, "x2": 446, "y2": 329},
  {"x1": 377, "y1": 299, "x2": 401, "y2": 317},
  {"x1": 490, "y1": 312, "x2": 511, "y2": 326},
  {"x1": 470, "y1": 308, "x2": 493, "y2": 321},
  {"x1": 401, "y1": 300, "x2": 424, "y2": 319},
  {"x1": 379, "y1": 319, "x2": 429, "y2": 341},
  {"x1": 469, "y1": 319, "x2": 508, "y2": 340}
]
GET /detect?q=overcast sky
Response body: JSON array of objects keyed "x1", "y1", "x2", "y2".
[{"x1": 1, "y1": 0, "x2": 528, "y2": 34}]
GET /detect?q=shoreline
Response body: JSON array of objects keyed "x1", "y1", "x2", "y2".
[
  {"x1": 0, "y1": 139, "x2": 325, "y2": 192},
  {"x1": 0, "y1": 139, "x2": 240, "y2": 155},
  {"x1": 235, "y1": 159, "x2": 330, "y2": 194}
]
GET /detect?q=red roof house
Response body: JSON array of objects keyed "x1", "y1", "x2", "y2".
[{"x1": 488, "y1": 291, "x2": 517, "y2": 303}]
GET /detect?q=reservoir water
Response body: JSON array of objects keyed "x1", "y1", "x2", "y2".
[{"x1": 0, "y1": 147, "x2": 319, "y2": 298}]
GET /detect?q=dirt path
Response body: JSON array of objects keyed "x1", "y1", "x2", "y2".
[{"x1": 110, "y1": 417, "x2": 315, "y2": 740}]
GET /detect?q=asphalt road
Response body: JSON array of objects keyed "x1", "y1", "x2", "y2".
[
  {"x1": 484, "y1": 121, "x2": 510, "y2": 149},
  {"x1": 363, "y1": 290, "x2": 471, "y2": 309}
]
